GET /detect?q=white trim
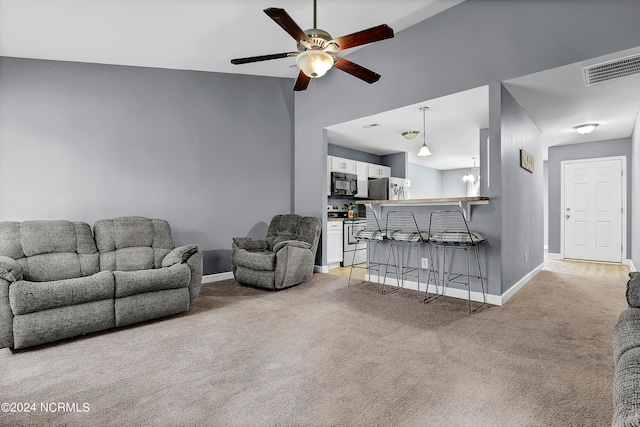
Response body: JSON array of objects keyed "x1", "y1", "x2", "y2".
[
  {"x1": 501, "y1": 262, "x2": 545, "y2": 305},
  {"x1": 315, "y1": 265, "x2": 329, "y2": 273},
  {"x1": 202, "y1": 265, "x2": 329, "y2": 283},
  {"x1": 368, "y1": 263, "x2": 544, "y2": 306},
  {"x1": 630, "y1": 260, "x2": 637, "y2": 272},
  {"x1": 560, "y1": 156, "x2": 627, "y2": 263},
  {"x1": 546, "y1": 252, "x2": 563, "y2": 260},
  {"x1": 201, "y1": 272, "x2": 234, "y2": 283}
]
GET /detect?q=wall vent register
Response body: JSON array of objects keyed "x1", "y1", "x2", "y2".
[{"x1": 583, "y1": 53, "x2": 640, "y2": 86}]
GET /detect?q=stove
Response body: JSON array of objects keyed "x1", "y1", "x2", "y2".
[{"x1": 327, "y1": 204, "x2": 349, "y2": 218}]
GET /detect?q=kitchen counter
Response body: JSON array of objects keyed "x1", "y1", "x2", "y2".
[
  {"x1": 356, "y1": 196, "x2": 489, "y2": 221},
  {"x1": 356, "y1": 196, "x2": 488, "y2": 205}
]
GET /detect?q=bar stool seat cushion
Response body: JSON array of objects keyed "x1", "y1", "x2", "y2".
[
  {"x1": 430, "y1": 230, "x2": 486, "y2": 245},
  {"x1": 354, "y1": 229, "x2": 386, "y2": 241},
  {"x1": 386, "y1": 230, "x2": 429, "y2": 243}
]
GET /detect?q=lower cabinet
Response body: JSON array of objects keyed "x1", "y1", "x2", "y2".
[{"x1": 327, "y1": 221, "x2": 343, "y2": 266}]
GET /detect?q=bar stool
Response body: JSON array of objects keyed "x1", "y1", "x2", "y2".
[
  {"x1": 426, "y1": 210, "x2": 486, "y2": 313},
  {"x1": 348, "y1": 205, "x2": 389, "y2": 291},
  {"x1": 383, "y1": 210, "x2": 429, "y2": 298}
]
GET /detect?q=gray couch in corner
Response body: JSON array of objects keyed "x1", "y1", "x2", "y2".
[
  {"x1": 613, "y1": 271, "x2": 640, "y2": 426},
  {"x1": 232, "y1": 214, "x2": 321, "y2": 290},
  {"x1": 0, "y1": 216, "x2": 202, "y2": 350}
]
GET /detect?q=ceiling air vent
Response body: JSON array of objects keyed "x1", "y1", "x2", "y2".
[{"x1": 583, "y1": 53, "x2": 640, "y2": 86}]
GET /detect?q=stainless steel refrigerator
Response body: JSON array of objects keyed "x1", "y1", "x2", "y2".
[{"x1": 368, "y1": 177, "x2": 410, "y2": 200}]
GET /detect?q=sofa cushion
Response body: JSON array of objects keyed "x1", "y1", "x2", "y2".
[
  {"x1": 233, "y1": 249, "x2": 276, "y2": 271},
  {"x1": 0, "y1": 221, "x2": 99, "y2": 282},
  {"x1": 94, "y1": 217, "x2": 176, "y2": 271},
  {"x1": 614, "y1": 308, "x2": 640, "y2": 367},
  {"x1": 9, "y1": 271, "x2": 115, "y2": 315},
  {"x1": 113, "y1": 264, "x2": 191, "y2": 298}
]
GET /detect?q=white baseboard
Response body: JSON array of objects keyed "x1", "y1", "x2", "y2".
[
  {"x1": 315, "y1": 265, "x2": 330, "y2": 273},
  {"x1": 500, "y1": 262, "x2": 545, "y2": 305},
  {"x1": 201, "y1": 272, "x2": 234, "y2": 283},
  {"x1": 629, "y1": 260, "x2": 637, "y2": 272},
  {"x1": 367, "y1": 262, "x2": 545, "y2": 307},
  {"x1": 546, "y1": 252, "x2": 562, "y2": 260}
]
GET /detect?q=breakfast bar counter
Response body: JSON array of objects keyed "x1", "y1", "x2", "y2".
[{"x1": 356, "y1": 196, "x2": 489, "y2": 220}]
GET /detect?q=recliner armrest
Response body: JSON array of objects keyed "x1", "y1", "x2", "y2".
[
  {"x1": 161, "y1": 244, "x2": 199, "y2": 267},
  {"x1": 232, "y1": 237, "x2": 269, "y2": 252},
  {"x1": 272, "y1": 240, "x2": 312, "y2": 253},
  {"x1": 0, "y1": 255, "x2": 22, "y2": 283}
]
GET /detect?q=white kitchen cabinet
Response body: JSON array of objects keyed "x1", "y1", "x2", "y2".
[
  {"x1": 331, "y1": 157, "x2": 356, "y2": 174},
  {"x1": 355, "y1": 161, "x2": 368, "y2": 198},
  {"x1": 367, "y1": 164, "x2": 391, "y2": 178},
  {"x1": 327, "y1": 221, "x2": 343, "y2": 266}
]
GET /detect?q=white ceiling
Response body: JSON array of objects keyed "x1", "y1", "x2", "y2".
[
  {"x1": 0, "y1": 0, "x2": 463, "y2": 78},
  {"x1": 1, "y1": 0, "x2": 639, "y2": 171}
]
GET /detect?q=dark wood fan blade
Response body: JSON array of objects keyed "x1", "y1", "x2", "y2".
[
  {"x1": 329, "y1": 24, "x2": 394, "y2": 51},
  {"x1": 264, "y1": 8, "x2": 311, "y2": 43},
  {"x1": 333, "y1": 56, "x2": 381, "y2": 84},
  {"x1": 231, "y1": 52, "x2": 297, "y2": 65},
  {"x1": 293, "y1": 70, "x2": 311, "y2": 91}
]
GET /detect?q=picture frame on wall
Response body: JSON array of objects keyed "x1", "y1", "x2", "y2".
[{"x1": 520, "y1": 149, "x2": 534, "y2": 173}]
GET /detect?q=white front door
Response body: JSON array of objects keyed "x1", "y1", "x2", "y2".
[{"x1": 563, "y1": 158, "x2": 623, "y2": 262}]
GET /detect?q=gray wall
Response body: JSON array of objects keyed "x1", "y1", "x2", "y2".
[
  {"x1": 499, "y1": 85, "x2": 544, "y2": 289},
  {"x1": 547, "y1": 138, "x2": 632, "y2": 257},
  {"x1": 327, "y1": 144, "x2": 382, "y2": 164},
  {"x1": 441, "y1": 169, "x2": 469, "y2": 197},
  {"x1": 0, "y1": 57, "x2": 295, "y2": 274},
  {"x1": 294, "y1": 0, "x2": 640, "y2": 270},
  {"x1": 381, "y1": 152, "x2": 408, "y2": 178},
  {"x1": 633, "y1": 112, "x2": 640, "y2": 269},
  {"x1": 407, "y1": 163, "x2": 441, "y2": 199}
]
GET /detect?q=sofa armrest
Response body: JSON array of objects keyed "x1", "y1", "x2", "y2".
[
  {"x1": 0, "y1": 255, "x2": 22, "y2": 283},
  {"x1": 272, "y1": 240, "x2": 312, "y2": 253},
  {"x1": 627, "y1": 272, "x2": 640, "y2": 308},
  {"x1": 232, "y1": 237, "x2": 269, "y2": 252},
  {"x1": 161, "y1": 244, "x2": 199, "y2": 268}
]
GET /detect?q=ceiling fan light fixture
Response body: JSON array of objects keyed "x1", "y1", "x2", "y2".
[
  {"x1": 402, "y1": 131, "x2": 421, "y2": 140},
  {"x1": 573, "y1": 123, "x2": 599, "y2": 134},
  {"x1": 296, "y1": 50, "x2": 334, "y2": 78}
]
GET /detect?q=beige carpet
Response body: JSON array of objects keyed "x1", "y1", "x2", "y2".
[{"x1": 0, "y1": 270, "x2": 628, "y2": 426}]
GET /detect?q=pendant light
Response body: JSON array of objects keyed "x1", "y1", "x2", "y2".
[{"x1": 417, "y1": 106, "x2": 432, "y2": 157}]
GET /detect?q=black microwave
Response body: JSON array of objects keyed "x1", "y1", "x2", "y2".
[{"x1": 331, "y1": 172, "x2": 358, "y2": 196}]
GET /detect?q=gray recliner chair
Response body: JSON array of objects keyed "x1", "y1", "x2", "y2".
[{"x1": 232, "y1": 214, "x2": 321, "y2": 290}]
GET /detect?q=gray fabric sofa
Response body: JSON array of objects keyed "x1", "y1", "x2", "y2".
[
  {"x1": 232, "y1": 214, "x2": 321, "y2": 290},
  {"x1": 613, "y1": 271, "x2": 640, "y2": 426},
  {"x1": 0, "y1": 216, "x2": 202, "y2": 350}
]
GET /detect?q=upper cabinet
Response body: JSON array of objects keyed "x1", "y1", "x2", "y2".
[
  {"x1": 327, "y1": 156, "x2": 390, "y2": 198},
  {"x1": 367, "y1": 164, "x2": 391, "y2": 178},
  {"x1": 330, "y1": 157, "x2": 356, "y2": 174}
]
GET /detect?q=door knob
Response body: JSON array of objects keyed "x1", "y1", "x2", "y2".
[{"x1": 566, "y1": 214, "x2": 570, "y2": 220}]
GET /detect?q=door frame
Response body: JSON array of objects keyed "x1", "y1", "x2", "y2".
[{"x1": 560, "y1": 156, "x2": 627, "y2": 263}]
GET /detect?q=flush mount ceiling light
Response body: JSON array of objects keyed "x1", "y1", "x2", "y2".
[
  {"x1": 573, "y1": 123, "x2": 599, "y2": 134},
  {"x1": 417, "y1": 107, "x2": 432, "y2": 157},
  {"x1": 402, "y1": 131, "x2": 421, "y2": 140}
]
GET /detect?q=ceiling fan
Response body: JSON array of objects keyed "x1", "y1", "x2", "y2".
[{"x1": 230, "y1": 0, "x2": 394, "y2": 91}]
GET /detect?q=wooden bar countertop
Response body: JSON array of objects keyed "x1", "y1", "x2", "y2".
[{"x1": 355, "y1": 196, "x2": 489, "y2": 205}]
